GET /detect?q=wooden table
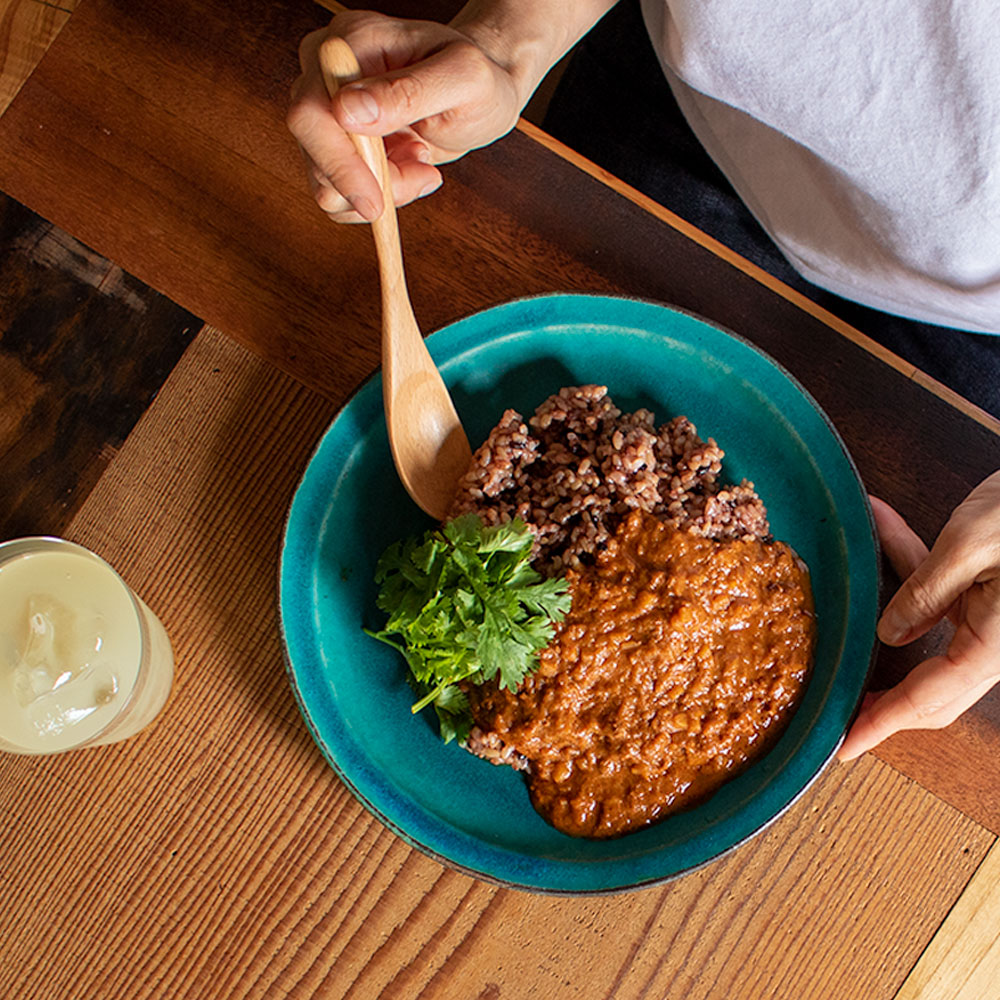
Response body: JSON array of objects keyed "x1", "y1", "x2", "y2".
[{"x1": 2, "y1": 1, "x2": 1000, "y2": 997}]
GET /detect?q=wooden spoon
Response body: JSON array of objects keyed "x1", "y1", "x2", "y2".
[{"x1": 318, "y1": 37, "x2": 472, "y2": 521}]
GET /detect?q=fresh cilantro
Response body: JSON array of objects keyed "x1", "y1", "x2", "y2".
[{"x1": 365, "y1": 514, "x2": 572, "y2": 743}]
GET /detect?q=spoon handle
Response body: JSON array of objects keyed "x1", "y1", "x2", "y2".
[{"x1": 316, "y1": 38, "x2": 411, "y2": 329}]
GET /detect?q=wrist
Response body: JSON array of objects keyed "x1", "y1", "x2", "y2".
[{"x1": 450, "y1": 0, "x2": 618, "y2": 110}]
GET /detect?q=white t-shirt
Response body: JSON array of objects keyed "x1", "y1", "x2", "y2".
[{"x1": 640, "y1": 0, "x2": 1000, "y2": 333}]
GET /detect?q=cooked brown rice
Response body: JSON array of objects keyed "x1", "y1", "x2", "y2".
[{"x1": 448, "y1": 385, "x2": 770, "y2": 575}]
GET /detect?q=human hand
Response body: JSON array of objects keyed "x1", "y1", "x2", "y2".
[
  {"x1": 286, "y1": 9, "x2": 526, "y2": 223},
  {"x1": 838, "y1": 471, "x2": 1000, "y2": 760}
]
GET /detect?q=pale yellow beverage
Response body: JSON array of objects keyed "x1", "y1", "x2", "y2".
[{"x1": 0, "y1": 538, "x2": 174, "y2": 755}]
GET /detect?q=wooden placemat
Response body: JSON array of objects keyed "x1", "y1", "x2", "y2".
[{"x1": 0, "y1": 325, "x2": 992, "y2": 999}]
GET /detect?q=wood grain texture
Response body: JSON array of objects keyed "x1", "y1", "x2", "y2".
[
  {"x1": 0, "y1": 1, "x2": 997, "y2": 995},
  {"x1": 0, "y1": 325, "x2": 993, "y2": 1000},
  {"x1": 895, "y1": 841, "x2": 1000, "y2": 1000},
  {"x1": 1, "y1": 0, "x2": 996, "y2": 534},
  {"x1": 0, "y1": 193, "x2": 199, "y2": 538},
  {"x1": 0, "y1": 0, "x2": 75, "y2": 114},
  {"x1": 1, "y1": 0, "x2": 1000, "y2": 829}
]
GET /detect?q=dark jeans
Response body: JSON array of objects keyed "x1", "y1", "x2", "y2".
[{"x1": 542, "y1": 0, "x2": 1000, "y2": 419}]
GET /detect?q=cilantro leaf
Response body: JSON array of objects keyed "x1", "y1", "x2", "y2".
[{"x1": 365, "y1": 515, "x2": 570, "y2": 743}]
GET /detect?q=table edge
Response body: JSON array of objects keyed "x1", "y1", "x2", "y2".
[{"x1": 516, "y1": 118, "x2": 1000, "y2": 439}]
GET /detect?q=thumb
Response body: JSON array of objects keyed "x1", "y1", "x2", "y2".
[{"x1": 332, "y1": 47, "x2": 486, "y2": 138}]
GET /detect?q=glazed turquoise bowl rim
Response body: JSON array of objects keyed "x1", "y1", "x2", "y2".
[{"x1": 278, "y1": 292, "x2": 879, "y2": 895}]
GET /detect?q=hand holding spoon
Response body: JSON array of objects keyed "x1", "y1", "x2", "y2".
[{"x1": 318, "y1": 37, "x2": 471, "y2": 521}]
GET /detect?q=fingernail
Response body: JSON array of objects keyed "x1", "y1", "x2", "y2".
[
  {"x1": 877, "y1": 606, "x2": 910, "y2": 644},
  {"x1": 837, "y1": 742, "x2": 865, "y2": 762},
  {"x1": 415, "y1": 146, "x2": 433, "y2": 164},
  {"x1": 348, "y1": 193, "x2": 379, "y2": 221},
  {"x1": 339, "y1": 88, "x2": 379, "y2": 126},
  {"x1": 417, "y1": 177, "x2": 442, "y2": 199}
]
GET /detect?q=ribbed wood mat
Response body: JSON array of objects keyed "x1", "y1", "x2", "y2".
[{"x1": 0, "y1": 325, "x2": 992, "y2": 999}]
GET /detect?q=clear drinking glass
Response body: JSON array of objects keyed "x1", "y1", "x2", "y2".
[{"x1": 0, "y1": 537, "x2": 174, "y2": 755}]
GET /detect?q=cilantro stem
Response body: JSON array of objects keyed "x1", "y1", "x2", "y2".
[{"x1": 411, "y1": 677, "x2": 455, "y2": 715}]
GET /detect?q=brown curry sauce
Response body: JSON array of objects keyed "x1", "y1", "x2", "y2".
[{"x1": 466, "y1": 510, "x2": 815, "y2": 839}]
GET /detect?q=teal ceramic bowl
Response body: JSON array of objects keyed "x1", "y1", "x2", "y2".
[{"x1": 279, "y1": 293, "x2": 878, "y2": 894}]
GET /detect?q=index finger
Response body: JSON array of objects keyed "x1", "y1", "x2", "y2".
[{"x1": 287, "y1": 37, "x2": 383, "y2": 220}]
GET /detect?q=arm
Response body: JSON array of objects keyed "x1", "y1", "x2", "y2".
[
  {"x1": 287, "y1": 1, "x2": 619, "y2": 221},
  {"x1": 838, "y1": 471, "x2": 1000, "y2": 759}
]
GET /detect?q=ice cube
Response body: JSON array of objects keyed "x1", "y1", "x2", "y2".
[
  {"x1": 12, "y1": 594, "x2": 105, "y2": 707},
  {"x1": 24, "y1": 665, "x2": 113, "y2": 737}
]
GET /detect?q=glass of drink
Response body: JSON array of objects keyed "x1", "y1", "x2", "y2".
[{"x1": 0, "y1": 537, "x2": 174, "y2": 755}]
